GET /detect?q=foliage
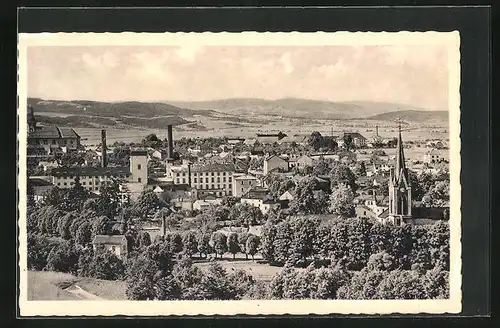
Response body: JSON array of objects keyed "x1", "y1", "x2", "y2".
[
  {"x1": 246, "y1": 234, "x2": 261, "y2": 261},
  {"x1": 132, "y1": 189, "x2": 169, "y2": 220},
  {"x1": 45, "y1": 240, "x2": 80, "y2": 274},
  {"x1": 211, "y1": 232, "x2": 228, "y2": 258},
  {"x1": 227, "y1": 233, "x2": 240, "y2": 259},
  {"x1": 182, "y1": 231, "x2": 198, "y2": 257},
  {"x1": 328, "y1": 184, "x2": 355, "y2": 218},
  {"x1": 197, "y1": 232, "x2": 212, "y2": 258},
  {"x1": 329, "y1": 164, "x2": 357, "y2": 192}
]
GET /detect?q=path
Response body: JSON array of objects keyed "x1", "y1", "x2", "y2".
[{"x1": 64, "y1": 284, "x2": 103, "y2": 300}]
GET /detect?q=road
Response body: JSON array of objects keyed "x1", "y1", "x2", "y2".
[{"x1": 64, "y1": 284, "x2": 103, "y2": 300}]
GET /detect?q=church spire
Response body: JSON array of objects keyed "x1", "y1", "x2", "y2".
[{"x1": 394, "y1": 118, "x2": 408, "y2": 184}]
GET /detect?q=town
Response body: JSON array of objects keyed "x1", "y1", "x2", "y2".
[{"x1": 26, "y1": 104, "x2": 451, "y2": 301}]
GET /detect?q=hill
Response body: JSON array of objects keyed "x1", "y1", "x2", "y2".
[
  {"x1": 168, "y1": 98, "x2": 432, "y2": 120},
  {"x1": 365, "y1": 110, "x2": 449, "y2": 123},
  {"x1": 28, "y1": 98, "x2": 216, "y2": 119}
]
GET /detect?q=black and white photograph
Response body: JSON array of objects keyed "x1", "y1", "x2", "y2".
[{"x1": 17, "y1": 31, "x2": 461, "y2": 316}]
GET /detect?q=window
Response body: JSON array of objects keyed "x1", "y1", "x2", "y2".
[
  {"x1": 43, "y1": 139, "x2": 48, "y2": 144},
  {"x1": 138, "y1": 164, "x2": 142, "y2": 170},
  {"x1": 95, "y1": 187, "x2": 99, "y2": 191},
  {"x1": 211, "y1": 172, "x2": 214, "y2": 176},
  {"x1": 51, "y1": 139, "x2": 56, "y2": 145},
  {"x1": 211, "y1": 184, "x2": 214, "y2": 189},
  {"x1": 176, "y1": 172, "x2": 180, "y2": 177},
  {"x1": 194, "y1": 178, "x2": 197, "y2": 183},
  {"x1": 211, "y1": 177, "x2": 214, "y2": 183},
  {"x1": 182, "y1": 172, "x2": 186, "y2": 176},
  {"x1": 70, "y1": 140, "x2": 74, "y2": 145},
  {"x1": 64, "y1": 182, "x2": 67, "y2": 186},
  {"x1": 241, "y1": 188, "x2": 244, "y2": 192},
  {"x1": 217, "y1": 184, "x2": 220, "y2": 189},
  {"x1": 217, "y1": 172, "x2": 220, "y2": 176},
  {"x1": 223, "y1": 177, "x2": 226, "y2": 183},
  {"x1": 229, "y1": 177, "x2": 232, "y2": 182},
  {"x1": 182, "y1": 178, "x2": 186, "y2": 184},
  {"x1": 82, "y1": 182, "x2": 86, "y2": 185},
  {"x1": 217, "y1": 177, "x2": 220, "y2": 183},
  {"x1": 57, "y1": 182, "x2": 61, "y2": 186},
  {"x1": 205, "y1": 178, "x2": 209, "y2": 183},
  {"x1": 138, "y1": 178, "x2": 142, "y2": 183}
]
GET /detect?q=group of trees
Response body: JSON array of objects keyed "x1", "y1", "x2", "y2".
[
  {"x1": 268, "y1": 252, "x2": 449, "y2": 300},
  {"x1": 260, "y1": 216, "x2": 450, "y2": 272},
  {"x1": 150, "y1": 230, "x2": 261, "y2": 261}
]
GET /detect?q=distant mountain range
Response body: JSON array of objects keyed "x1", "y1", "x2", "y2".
[{"x1": 27, "y1": 97, "x2": 448, "y2": 124}]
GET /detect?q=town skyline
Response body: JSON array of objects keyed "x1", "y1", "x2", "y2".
[{"x1": 27, "y1": 45, "x2": 449, "y2": 111}]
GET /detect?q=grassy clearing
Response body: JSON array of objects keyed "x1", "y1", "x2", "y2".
[
  {"x1": 194, "y1": 258, "x2": 289, "y2": 282},
  {"x1": 27, "y1": 271, "x2": 127, "y2": 301},
  {"x1": 27, "y1": 271, "x2": 80, "y2": 300}
]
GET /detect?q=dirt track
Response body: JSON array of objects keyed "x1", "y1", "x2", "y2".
[{"x1": 63, "y1": 284, "x2": 103, "y2": 300}]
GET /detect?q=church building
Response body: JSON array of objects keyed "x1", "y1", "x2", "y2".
[{"x1": 357, "y1": 127, "x2": 449, "y2": 226}]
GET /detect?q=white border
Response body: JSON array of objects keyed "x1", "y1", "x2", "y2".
[{"x1": 18, "y1": 32, "x2": 461, "y2": 316}]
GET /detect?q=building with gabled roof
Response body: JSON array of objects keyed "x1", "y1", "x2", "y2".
[
  {"x1": 240, "y1": 186, "x2": 278, "y2": 215},
  {"x1": 92, "y1": 235, "x2": 128, "y2": 259}
]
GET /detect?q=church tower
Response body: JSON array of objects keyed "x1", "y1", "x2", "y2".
[
  {"x1": 27, "y1": 105, "x2": 37, "y2": 133},
  {"x1": 388, "y1": 123, "x2": 412, "y2": 225}
]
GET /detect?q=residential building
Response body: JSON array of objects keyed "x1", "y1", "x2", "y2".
[
  {"x1": 232, "y1": 174, "x2": 259, "y2": 197},
  {"x1": 289, "y1": 154, "x2": 314, "y2": 170},
  {"x1": 263, "y1": 155, "x2": 289, "y2": 175},
  {"x1": 343, "y1": 132, "x2": 367, "y2": 148},
  {"x1": 49, "y1": 149, "x2": 148, "y2": 192},
  {"x1": 167, "y1": 162, "x2": 236, "y2": 197},
  {"x1": 240, "y1": 186, "x2": 278, "y2": 214},
  {"x1": 424, "y1": 148, "x2": 443, "y2": 164},
  {"x1": 193, "y1": 196, "x2": 222, "y2": 211},
  {"x1": 92, "y1": 235, "x2": 128, "y2": 260},
  {"x1": 256, "y1": 132, "x2": 287, "y2": 144}
]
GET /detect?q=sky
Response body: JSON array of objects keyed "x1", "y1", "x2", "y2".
[{"x1": 27, "y1": 45, "x2": 449, "y2": 110}]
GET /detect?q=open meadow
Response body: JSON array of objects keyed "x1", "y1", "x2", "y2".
[{"x1": 27, "y1": 271, "x2": 127, "y2": 301}]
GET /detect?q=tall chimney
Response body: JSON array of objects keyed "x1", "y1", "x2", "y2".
[
  {"x1": 167, "y1": 125, "x2": 174, "y2": 159},
  {"x1": 187, "y1": 163, "x2": 192, "y2": 187},
  {"x1": 376, "y1": 125, "x2": 379, "y2": 137},
  {"x1": 101, "y1": 129, "x2": 107, "y2": 167}
]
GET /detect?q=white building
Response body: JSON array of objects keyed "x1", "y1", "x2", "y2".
[
  {"x1": 193, "y1": 197, "x2": 222, "y2": 211},
  {"x1": 424, "y1": 148, "x2": 443, "y2": 164},
  {"x1": 263, "y1": 155, "x2": 289, "y2": 175},
  {"x1": 232, "y1": 174, "x2": 259, "y2": 197},
  {"x1": 240, "y1": 186, "x2": 279, "y2": 214},
  {"x1": 92, "y1": 235, "x2": 128, "y2": 260}
]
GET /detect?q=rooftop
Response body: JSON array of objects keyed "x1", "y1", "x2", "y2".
[
  {"x1": 191, "y1": 162, "x2": 235, "y2": 173},
  {"x1": 92, "y1": 235, "x2": 127, "y2": 245},
  {"x1": 242, "y1": 186, "x2": 271, "y2": 200},
  {"x1": 234, "y1": 174, "x2": 258, "y2": 181},
  {"x1": 29, "y1": 178, "x2": 54, "y2": 187},
  {"x1": 28, "y1": 126, "x2": 80, "y2": 139},
  {"x1": 51, "y1": 166, "x2": 131, "y2": 177}
]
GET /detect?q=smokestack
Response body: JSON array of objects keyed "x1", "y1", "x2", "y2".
[
  {"x1": 376, "y1": 125, "x2": 379, "y2": 137},
  {"x1": 101, "y1": 129, "x2": 107, "y2": 167},
  {"x1": 187, "y1": 163, "x2": 192, "y2": 187},
  {"x1": 167, "y1": 125, "x2": 174, "y2": 159}
]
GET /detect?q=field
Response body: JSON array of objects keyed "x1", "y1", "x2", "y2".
[
  {"x1": 194, "y1": 257, "x2": 289, "y2": 282},
  {"x1": 27, "y1": 271, "x2": 127, "y2": 301}
]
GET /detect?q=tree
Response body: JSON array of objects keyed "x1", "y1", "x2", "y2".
[
  {"x1": 237, "y1": 232, "x2": 249, "y2": 260},
  {"x1": 198, "y1": 262, "x2": 236, "y2": 300},
  {"x1": 343, "y1": 134, "x2": 353, "y2": 151},
  {"x1": 260, "y1": 222, "x2": 277, "y2": 264},
  {"x1": 75, "y1": 221, "x2": 92, "y2": 245},
  {"x1": 138, "y1": 231, "x2": 152, "y2": 249},
  {"x1": 27, "y1": 233, "x2": 59, "y2": 270},
  {"x1": 246, "y1": 234, "x2": 260, "y2": 261},
  {"x1": 330, "y1": 164, "x2": 357, "y2": 192},
  {"x1": 197, "y1": 232, "x2": 212, "y2": 259},
  {"x1": 57, "y1": 212, "x2": 76, "y2": 240},
  {"x1": 421, "y1": 180, "x2": 450, "y2": 207},
  {"x1": 308, "y1": 131, "x2": 323, "y2": 152},
  {"x1": 45, "y1": 241, "x2": 80, "y2": 274},
  {"x1": 166, "y1": 232, "x2": 184, "y2": 254},
  {"x1": 133, "y1": 189, "x2": 168, "y2": 220},
  {"x1": 328, "y1": 184, "x2": 355, "y2": 218},
  {"x1": 288, "y1": 176, "x2": 318, "y2": 215},
  {"x1": 60, "y1": 177, "x2": 89, "y2": 213},
  {"x1": 95, "y1": 178, "x2": 121, "y2": 219},
  {"x1": 211, "y1": 232, "x2": 228, "y2": 258},
  {"x1": 91, "y1": 216, "x2": 111, "y2": 237},
  {"x1": 312, "y1": 157, "x2": 331, "y2": 176},
  {"x1": 227, "y1": 233, "x2": 240, "y2": 260},
  {"x1": 355, "y1": 161, "x2": 367, "y2": 177},
  {"x1": 41, "y1": 187, "x2": 65, "y2": 208},
  {"x1": 182, "y1": 231, "x2": 198, "y2": 257},
  {"x1": 366, "y1": 251, "x2": 396, "y2": 271}
]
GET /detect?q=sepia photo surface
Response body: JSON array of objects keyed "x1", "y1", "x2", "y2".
[{"x1": 18, "y1": 32, "x2": 461, "y2": 316}]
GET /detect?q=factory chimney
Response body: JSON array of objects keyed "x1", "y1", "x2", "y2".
[
  {"x1": 167, "y1": 125, "x2": 174, "y2": 159},
  {"x1": 187, "y1": 163, "x2": 192, "y2": 187},
  {"x1": 101, "y1": 129, "x2": 107, "y2": 167},
  {"x1": 375, "y1": 125, "x2": 379, "y2": 137}
]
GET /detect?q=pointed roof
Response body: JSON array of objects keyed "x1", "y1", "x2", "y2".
[{"x1": 393, "y1": 128, "x2": 410, "y2": 186}]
